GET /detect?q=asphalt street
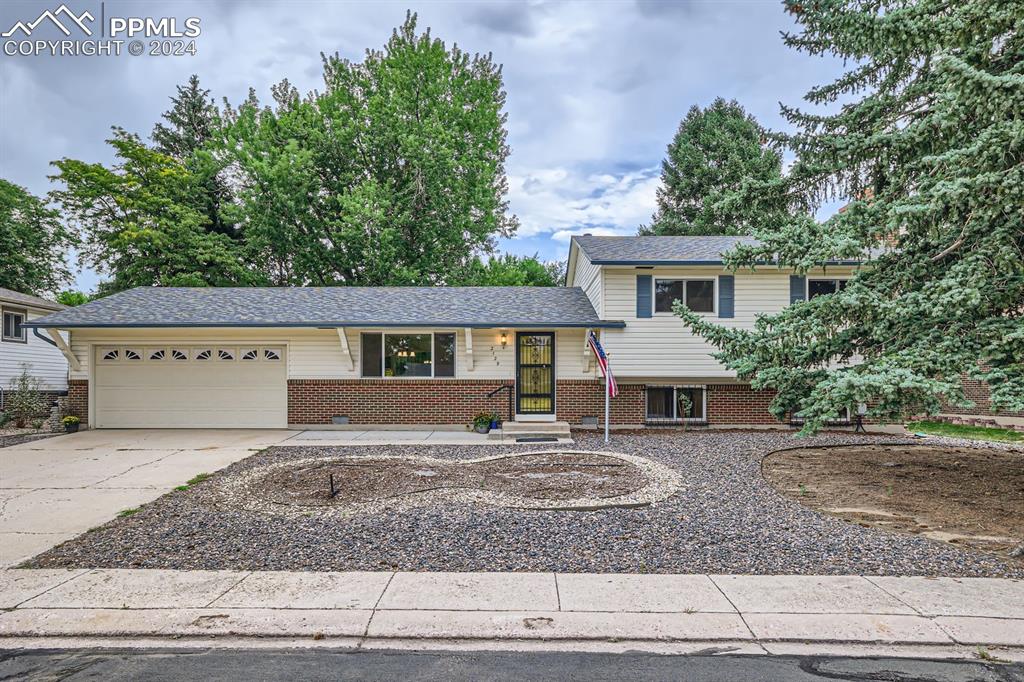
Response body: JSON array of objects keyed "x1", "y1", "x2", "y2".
[{"x1": 1, "y1": 648, "x2": 1022, "y2": 681}]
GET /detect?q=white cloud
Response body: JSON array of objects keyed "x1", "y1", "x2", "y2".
[
  {"x1": 509, "y1": 165, "x2": 660, "y2": 240},
  {"x1": 0, "y1": 0, "x2": 849, "y2": 288}
]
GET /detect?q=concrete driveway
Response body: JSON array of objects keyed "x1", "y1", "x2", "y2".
[{"x1": 0, "y1": 429, "x2": 292, "y2": 567}]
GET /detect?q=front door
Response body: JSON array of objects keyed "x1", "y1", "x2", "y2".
[{"x1": 516, "y1": 332, "x2": 555, "y2": 416}]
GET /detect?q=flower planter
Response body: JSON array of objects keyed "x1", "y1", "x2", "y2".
[
  {"x1": 474, "y1": 424, "x2": 490, "y2": 434},
  {"x1": 64, "y1": 423, "x2": 80, "y2": 433}
]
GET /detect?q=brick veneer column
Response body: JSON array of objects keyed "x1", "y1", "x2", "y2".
[
  {"x1": 705, "y1": 383, "x2": 779, "y2": 425},
  {"x1": 67, "y1": 379, "x2": 88, "y2": 427},
  {"x1": 555, "y1": 380, "x2": 645, "y2": 426},
  {"x1": 941, "y1": 374, "x2": 1024, "y2": 418}
]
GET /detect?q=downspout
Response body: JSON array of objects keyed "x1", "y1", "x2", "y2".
[{"x1": 33, "y1": 327, "x2": 58, "y2": 347}]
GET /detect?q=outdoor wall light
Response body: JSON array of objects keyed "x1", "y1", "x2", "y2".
[{"x1": 500, "y1": 331, "x2": 508, "y2": 347}]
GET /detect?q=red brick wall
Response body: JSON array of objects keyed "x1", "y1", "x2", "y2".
[
  {"x1": 942, "y1": 375, "x2": 1024, "y2": 418},
  {"x1": 67, "y1": 379, "x2": 88, "y2": 427},
  {"x1": 556, "y1": 380, "x2": 646, "y2": 426},
  {"x1": 706, "y1": 383, "x2": 779, "y2": 425},
  {"x1": 287, "y1": 379, "x2": 787, "y2": 426},
  {"x1": 288, "y1": 379, "x2": 514, "y2": 425},
  {"x1": 288, "y1": 379, "x2": 647, "y2": 426}
]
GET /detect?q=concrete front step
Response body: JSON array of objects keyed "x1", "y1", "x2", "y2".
[{"x1": 489, "y1": 421, "x2": 572, "y2": 441}]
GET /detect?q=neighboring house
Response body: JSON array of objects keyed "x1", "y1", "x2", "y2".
[
  {"x1": 24, "y1": 236, "x2": 868, "y2": 430},
  {"x1": 0, "y1": 288, "x2": 69, "y2": 407}
]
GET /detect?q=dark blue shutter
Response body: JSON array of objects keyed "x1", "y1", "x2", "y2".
[
  {"x1": 790, "y1": 275, "x2": 806, "y2": 304},
  {"x1": 718, "y1": 275, "x2": 734, "y2": 318},
  {"x1": 636, "y1": 275, "x2": 652, "y2": 318}
]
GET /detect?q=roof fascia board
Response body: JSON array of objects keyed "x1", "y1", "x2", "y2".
[
  {"x1": 590, "y1": 259, "x2": 865, "y2": 266},
  {"x1": 23, "y1": 320, "x2": 628, "y2": 330}
]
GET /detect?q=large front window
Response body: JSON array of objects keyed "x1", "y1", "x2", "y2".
[
  {"x1": 646, "y1": 386, "x2": 706, "y2": 423},
  {"x1": 360, "y1": 332, "x2": 456, "y2": 378},
  {"x1": 654, "y1": 279, "x2": 715, "y2": 313}
]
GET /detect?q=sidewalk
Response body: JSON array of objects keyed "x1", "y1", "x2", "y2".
[{"x1": 1, "y1": 569, "x2": 1021, "y2": 659}]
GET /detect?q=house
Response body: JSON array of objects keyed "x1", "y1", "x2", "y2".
[
  {"x1": 567, "y1": 235, "x2": 862, "y2": 426},
  {"x1": 0, "y1": 288, "x2": 69, "y2": 407},
  {"x1": 24, "y1": 236, "x2": 864, "y2": 430}
]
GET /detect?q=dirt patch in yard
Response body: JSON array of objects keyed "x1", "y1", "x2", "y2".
[
  {"x1": 220, "y1": 450, "x2": 680, "y2": 515},
  {"x1": 259, "y1": 452, "x2": 649, "y2": 506},
  {"x1": 763, "y1": 444, "x2": 1024, "y2": 560}
]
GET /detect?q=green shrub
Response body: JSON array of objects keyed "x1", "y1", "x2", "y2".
[{"x1": 7, "y1": 365, "x2": 46, "y2": 428}]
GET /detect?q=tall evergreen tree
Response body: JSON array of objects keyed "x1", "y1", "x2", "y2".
[
  {"x1": 0, "y1": 179, "x2": 75, "y2": 295},
  {"x1": 221, "y1": 12, "x2": 517, "y2": 286},
  {"x1": 641, "y1": 98, "x2": 783, "y2": 236},
  {"x1": 675, "y1": 0, "x2": 1024, "y2": 432},
  {"x1": 152, "y1": 75, "x2": 235, "y2": 238}
]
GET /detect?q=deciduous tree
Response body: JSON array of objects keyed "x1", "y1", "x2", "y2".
[
  {"x1": 222, "y1": 12, "x2": 517, "y2": 286},
  {"x1": 0, "y1": 179, "x2": 75, "y2": 295},
  {"x1": 464, "y1": 254, "x2": 564, "y2": 287},
  {"x1": 51, "y1": 130, "x2": 253, "y2": 295}
]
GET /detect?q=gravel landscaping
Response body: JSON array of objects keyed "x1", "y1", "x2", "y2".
[{"x1": 23, "y1": 430, "x2": 1024, "y2": 576}]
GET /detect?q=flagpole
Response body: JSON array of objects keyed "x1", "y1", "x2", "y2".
[{"x1": 604, "y1": 360, "x2": 610, "y2": 444}]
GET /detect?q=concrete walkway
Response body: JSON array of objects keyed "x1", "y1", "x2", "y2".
[
  {"x1": 0, "y1": 429, "x2": 293, "y2": 567},
  {"x1": 0, "y1": 569, "x2": 1021, "y2": 658},
  {"x1": 283, "y1": 429, "x2": 573, "y2": 445},
  {"x1": 284, "y1": 430, "x2": 499, "y2": 446}
]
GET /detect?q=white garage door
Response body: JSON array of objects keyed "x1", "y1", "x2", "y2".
[{"x1": 94, "y1": 345, "x2": 287, "y2": 428}]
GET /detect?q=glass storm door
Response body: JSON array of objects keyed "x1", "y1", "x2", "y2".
[{"x1": 516, "y1": 332, "x2": 555, "y2": 415}]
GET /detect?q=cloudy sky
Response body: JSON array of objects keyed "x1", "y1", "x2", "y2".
[{"x1": 0, "y1": 0, "x2": 846, "y2": 292}]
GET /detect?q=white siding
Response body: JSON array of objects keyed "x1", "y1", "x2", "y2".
[
  {"x1": 600, "y1": 265, "x2": 856, "y2": 379},
  {"x1": 68, "y1": 327, "x2": 593, "y2": 382},
  {"x1": 0, "y1": 309, "x2": 68, "y2": 391},
  {"x1": 572, "y1": 250, "x2": 604, "y2": 317}
]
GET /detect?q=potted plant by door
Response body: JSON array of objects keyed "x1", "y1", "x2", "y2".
[
  {"x1": 489, "y1": 413, "x2": 500, "y2": 430},
  {"x1": 473, "y1": 413, "x2": 492, "y2": 434},
  {"x1": 62, "y1": 415, "x2": 80, "y2": 433}
]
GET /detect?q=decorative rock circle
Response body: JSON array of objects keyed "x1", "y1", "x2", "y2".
[{"x1": 214, "y1": 450, "x2": 682, "y2": 518}]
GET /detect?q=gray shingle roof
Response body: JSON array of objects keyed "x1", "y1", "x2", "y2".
[
  {"x1": 25, "y1": 286, "x2": 622, "y2": 329},
  {"x1": 574, "y1": 235, "x2": 760, "y2": 264},
  {"x1": 573, "y1": 235, "x2": 873, "y2": 265},
  {"x1": 0, "y1": 287, "x2": 64, "y2": 312}
]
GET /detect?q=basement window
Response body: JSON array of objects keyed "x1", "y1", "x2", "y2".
[{"x1": 646, "y1": 386, "x2": 706, "y2": 424}]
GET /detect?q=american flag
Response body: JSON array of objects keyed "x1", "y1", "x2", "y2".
[{"x1": 588, "y1": 330, "x2": 618, "y2": 398}]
